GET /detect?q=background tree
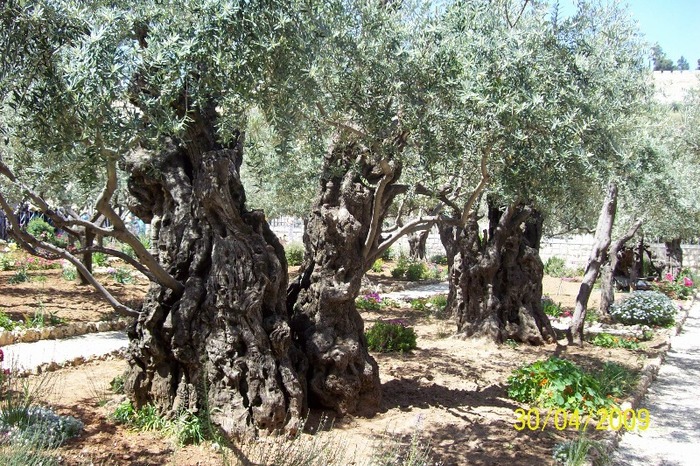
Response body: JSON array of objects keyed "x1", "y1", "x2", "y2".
[
  {"x1": 677, "y1": 56, "x2": 690, "y2": 71},
  {"x1": 651, "y1": 43, "x2": 676, "y2": 72}
]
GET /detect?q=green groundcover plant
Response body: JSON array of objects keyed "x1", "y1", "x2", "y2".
[{"x1": 507, "y1": 357, "x2": 637, "y2": 413}]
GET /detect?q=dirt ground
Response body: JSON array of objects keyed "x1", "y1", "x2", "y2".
[{"x1": 0, "y1": 266, "x2": 677, "y2": 465}]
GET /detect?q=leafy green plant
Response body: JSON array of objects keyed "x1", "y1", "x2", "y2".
[
  {"x1": 109, "y1": 375, "x2": 125, "y2": 395},
  {"x1": 285, "y1": 242, "x2": 304, "y2": 267},
  {"x1": 61, "y1": 266, "x2": 77, "y2": 281},
  {"x1": 366, "y1": 320, "x2": 417, "y2": 353},
  {"x1": 590, "y1": 333, "x2": 641, "y2": 350},
  {"x1": 0, "y1": 311, "x2": 18, "y2": 331},
  {"x1": 371, "y1": 259, "x2": 384, "y2": 273},
  {"x1": 596, "y1": 362, "x2": 638, "y2": 400},
  {"x1": 92, "y1": 252, "x2": 108, "y2": 267},
  {"x1": 0, "y1": 254, "x2": 14, "y2": 271},
  {"x1": 108, "y1": 267, "x2": 134, "y2": 284},
  {"x1": 610, "y1": 291, "x2": 677, "y2": 327},
  {"x1": 26, "y1": 309, "x2": 64, "y2": 328},
  {"x1": 7, "y1": 267, "x2": 30, "y2": 284},
  {"x1": 542, "y1": 298, "x2": 563, "y2": 317},
  {"x1": 507, "y1": 357, "x2": 632, "y2": 413}
]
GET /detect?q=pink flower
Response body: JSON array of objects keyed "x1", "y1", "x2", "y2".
[
  {"x1": 2, "y1": 369, "x2": 9, "y2": 375},
  {"x1": 683, "y1": 277, "x2": 694, "y2": 287},
  {"x1": 664, "y1": 273, "x2": 674, "y2": 282},
  {"x1": 0, "y1": 348, "x2": 3, "y2": 362}
]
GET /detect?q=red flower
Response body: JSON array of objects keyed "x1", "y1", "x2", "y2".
[{"x1": 0, "y1": 348, "x2": 4, "y2": 362}]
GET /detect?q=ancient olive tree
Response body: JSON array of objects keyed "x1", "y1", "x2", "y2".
[
  {"x1": 0, "y1": 0, "x2": 335, "y2": 436},
  {"x1": 427, "y1": 0, "x2": 653, "y2": 345}
]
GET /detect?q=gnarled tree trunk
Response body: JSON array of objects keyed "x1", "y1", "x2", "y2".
[
  {"x1": 664, "y1": 239, "x2": 683, "y2": 277},
  {"x1": 408, "y1": 229, "x2": 429, "y2": 260},
  {"x1": 287, "y1": 139, "x2": 405, "y2": 416},
  {"x1": 599, "y1": 220, "x2": 642, "y2": 318},
  {"x1": 124, "y1": 108, "x2": 304, "y2": 437},
  {"x1": 439, "y1": 202, "x2": 554, "y2": 345}
]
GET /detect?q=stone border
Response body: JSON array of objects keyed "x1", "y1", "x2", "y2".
[
  {"x1": 0, "y1": 318, "x2": 131, "y2": 346},
  {"x1": 598, "y1": 292, "x2": 698, "y2": 460},
  {"x1": 361, "y1": 278, "x2": 446, "y2": 295},
  {"x1": 20, "y1": 348, "x2": 128, "y2": 377}
]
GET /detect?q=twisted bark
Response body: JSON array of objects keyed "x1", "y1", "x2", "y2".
[
  {"x1": 124, "y1": 110, "x2": 303, "y2": 437},
  {"x1": 439, "y1": 202, "x2": 554, "y2": 344}
]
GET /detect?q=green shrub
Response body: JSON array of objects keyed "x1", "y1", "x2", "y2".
[
  {"x1": 507, "y1": 357, "x2": 631, "y2": 413},
  {"x1": 108, "y1": 267, "x2": 134, "y2": 284},
  {"x1": 609, "y1": 291, "x2": 677, "y2": 327},
  {"x1": 590, "y1": 333, "x2": 641, "y2": 350},
  {"x1": 0, "y1": 254, "x2": 13, "y2": 271},
  {"x1": 405, "y1": 261, "x2": 428, "y2": 281},
  {"x1": 390, "y1": 254, "x2": 409, "y2": 278},
  {"x1": 371, "y1": 259, "x2": 384, "y2": 273},
  {"x1": 366, "y1": 320, "x2": 417, "y2": 353},
  {"x1": 26, "y1": 218, "x2": 56, "y2": 245},
  {"x1": 544, "y1": 256, "x2": 567, "y2": 277},
  {"x1": 596, "y1": 362, "x2": 638, "y2": 400},
  {"x1": 285, "y1": 242, "x2": 304, "y2": 267}
]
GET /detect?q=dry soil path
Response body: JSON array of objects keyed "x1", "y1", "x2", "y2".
[
  {"x1": 2, "y1": 330, "x2": 128, "y2": 373},
  {"x1": 612, "y1": 299, "x2": 700, "y2": 466}
]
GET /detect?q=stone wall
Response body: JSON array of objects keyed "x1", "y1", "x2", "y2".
[{"x1": 270, "y1": 218, "x2": 700, "y2": 271}]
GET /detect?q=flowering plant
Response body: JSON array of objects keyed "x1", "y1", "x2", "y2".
[
  {"x1": 356, "y1": 292, "x2": 382, "y2": 311},
  {"x1": 652, "y1": 269, "x2": 696, "y2": 300},
  {"x1": 610, "y1": 291, "x2": 677, "y2": 327}
]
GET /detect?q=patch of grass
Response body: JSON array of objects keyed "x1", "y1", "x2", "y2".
[
  {"x1": 553, "y1": 433, "x2": 609, "y2": 466},
  {"x1": 371, "y1": 423, "x2": 438, "y2": 466}
]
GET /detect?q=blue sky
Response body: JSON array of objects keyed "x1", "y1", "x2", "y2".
[{"x1": 560, "y1": 0, "x2": 700, "y2": 68}]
